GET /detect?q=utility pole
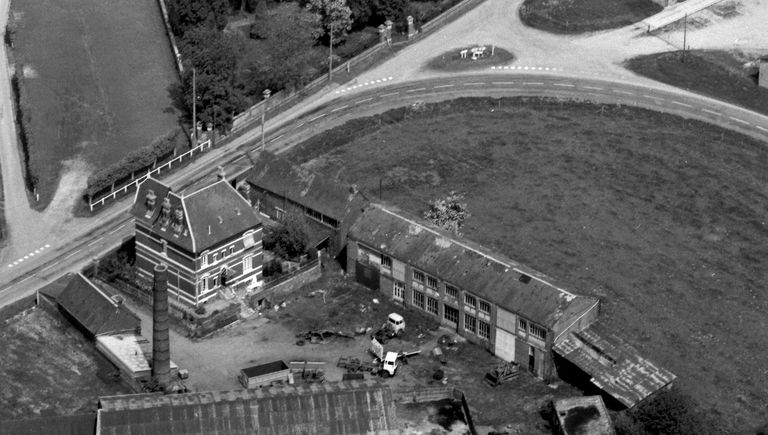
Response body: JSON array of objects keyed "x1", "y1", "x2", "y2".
[
  {"x1": 682, "y1": 13, "x2": 687, "y2": 63},
  {"x1": 329, "y1": 22, "x2": 334, "y2": 82},
  {"x1": 261, "y1": 89, "x2": 271, "y2": 151},
  {"x1": 192, "y1": 68, "x2": 197, "y2": 144}
]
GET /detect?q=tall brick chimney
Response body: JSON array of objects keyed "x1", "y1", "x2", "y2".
[{"x1": 152, "y1": 263, "x2": 171, "y2": 389}]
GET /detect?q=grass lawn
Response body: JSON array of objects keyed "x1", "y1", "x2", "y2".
[
  {"x1": 426, "y1": 46, "x2": 515, "y2": 72},
  {"x1": 10, "y1": 0, "x2": 180, "y2": 208},
  {"x1": 287, "y1": 97, "x2": 768, "y2": 432},
  {"x1": 625, "y1": 49, "x2": 768, "y2": 116},
  {"x1": 0, "y1": 306, "x2": 129, "y2": 419},
  {"x1": 519, "y1": 0, "x2": 662, "y2": 33}
]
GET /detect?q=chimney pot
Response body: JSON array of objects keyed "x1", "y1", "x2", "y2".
[{"x1": 217, "y1": 166, "x2": 226, "y2": 181}]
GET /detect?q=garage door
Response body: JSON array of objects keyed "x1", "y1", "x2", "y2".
[{"x1": 494, "y1": 328, "x2": 516, "y2": 362}]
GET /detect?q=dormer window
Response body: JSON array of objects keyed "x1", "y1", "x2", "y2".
[{"x1": 144, "y1": 190, "x2": 157, "y2": 218}]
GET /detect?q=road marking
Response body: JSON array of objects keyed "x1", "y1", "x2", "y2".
[
  {"x1": 17, "y1": 276, "x2": 33, "y2": 285},
  {"x1": 756, "y1": 125, "x2": 768, "y2": 132},
  {"x1": 433, "y1": 84, "x2": 454, "y2": 88},
  {"x1": 729, "y1": 116, "x2": 750, "y2": 125},
  {"x1": 45, "y1": 244, "x2": 50, "y2": 248},
  {"x1": 553, "y1": 83, "x2": 575, "y2": 87},
  {"x1": 41, "y1": 262, "x2": 59, "y2": 273},
  {"x1": 405, "y1": 88, "x2": 426, "y2": 93},
  {"x1": 380, "y1": 92, "x2": 399, "y2": 97},
  {"x1": 88, "y1": 238, "x2": 101, "y2": 247},
  {"x1": 269, "y1": 134, "x2": 284, "y2": 143},
  {"x1": 613, "y1": 89, "x2": 634, "y2": 95},
  {"x1": 64, "y1": 250, "x2": 81, "y2": 260},
  {"x1": 582, "y1": 86, "x2": 603, "y2": 91},
  {"x1": 294, "y1": 122, "x2": 305, "y2": 129},
  {"x1": 643, "y1": 94, "x2": 664, "y2": 101},
  {"x1": 309, "y1": 114, "x2": 326, "y2": 122},
  {"x1": 671, "y1": 101, "x2": 692, "y2": 108},
  {"x1": 522, "y1": 82, "x2": 544, "y2": 86},
  {"x1": 108, "y1": 223, "x2": 127, "y2": 235},
  {"x1": 491, "y1": 82, "x2": 515, "y2": 85},
  {"x1": 331, "y1": 105, "x2": 348, "y2": 113},
  {"x1": 701, "y1": 108, "x2": 720, "y2": 116},
  {"x1": 356, "y1": 97, "x2": 373, "y2": 104},
  {"x1": 464, "y1": 82, "x2": 485, "y2": 86}
]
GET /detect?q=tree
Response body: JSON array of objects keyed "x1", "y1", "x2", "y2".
[
  {"x1": 263, "y1": 214, "x2": 310, "y2": 261},
  {"x1": 306, "y1": 0, "x2": 353, "y2": 45},
  {"x1": 615, "y1": 387, "x2": 704, "y2": 435},
  {"x1": 376, "y1": 0, "x2": 409, "y2": 29},
  {"x1": 346, "y1": 0, "x2": 376, "y2": 30},
  {"x1": 168, "y1": 0, "x2": 231, "y2": 36},
  {"x1": 424, "y1": 192, "x2": 470, "y2": 234}
]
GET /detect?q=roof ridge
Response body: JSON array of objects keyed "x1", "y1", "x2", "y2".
[
  {"x1": 180, "y1": 194, "x2": 196, "y2": 253},
  {"x1": 185, "y1": 178, "x2": 226, "y2": 198},
  {"x1": 375, "y1": 205, "x2": 578, "y2": 300},
  {"x1": 78, "y1": 273, "x2": 120, "y2": 308}
]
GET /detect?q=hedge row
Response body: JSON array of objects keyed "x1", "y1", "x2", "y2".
[
  {"x1": 10, "y1": 64, "x2": 37, "y2": 192},
  {"x1": 86, "y1": 126, "x2": 189, "y2": 198}
]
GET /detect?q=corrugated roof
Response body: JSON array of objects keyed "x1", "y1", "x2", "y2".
[
  {"x1": 241, "y1": 152, "x2": 367, "y2": 221},
  {"x1": 554, "y1": 396, "x2": 614, "y2": 435},
  {"x1": 131, "y1": 177, "x2": 262, "y2": 253},
  {"x1": 348, "y1": 204, "x2": 598, "y2": 329},
  {"x1": 98, "y1": 381, "x2": 398, "y2": 435},
  {"x1": 554, "y1": 324, "x2": 676, "y2": 408},
  {"x1": 56, "y1": 274, "x2": 141, "y2": 338},
  {"x1": 0, "y1": 413, "x2": 96, "y2": 435}
]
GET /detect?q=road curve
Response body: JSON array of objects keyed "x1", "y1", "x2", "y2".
[{"x1": 1, "y1": 72, "x2": 767, "y2": 307}]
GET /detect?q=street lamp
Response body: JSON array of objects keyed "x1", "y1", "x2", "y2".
[
  {"x1": 329, "y1": 23, "x2": 334, "y2": 82},
  {"x1": 261, "y1": 88, "x2": 271, "y2": 151}
]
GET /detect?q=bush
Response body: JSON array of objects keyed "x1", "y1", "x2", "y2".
[
  {"x1": 194, "y1": 306, "x2": 206, "y2": 315},
  {"x1": 334, "y1": 27, "x2": 379, "y2": 60},
  {"x1": 10, "y1": 65, "x2": 37, "y2": 193},
  {"x1": 85, "y1": 127, "x2": 189, "y2": 198},
  {"x1": 263, "y1": 214, "x2": 310, "y2": 261},
  {"x1": 615, "y1": 387, "x2": 703, "y2": 435},
  {"x1": 263, "y1": 259, "x2": 283, "y2": 278}
]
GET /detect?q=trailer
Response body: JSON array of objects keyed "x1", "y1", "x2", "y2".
[
  {"x1": 337, "y1": 356, "x2": 382, "y2": 375},
  {"x1": 238, "y1": 360, "x2": 293, "y2": 389},
  {"x1": 289, "y1": 360, "x2": 325, "y2": 383},
  {"x1": 484, "y1": 361, "x2": 520, "y2": 387}
]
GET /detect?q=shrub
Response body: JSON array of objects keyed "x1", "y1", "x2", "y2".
[
  {"x1": 85, "y1": 126, "x2": 189, "y2": 198},
  {"x1": 334, "y1": 27, "x2": 379, "y2": 60},
  {"x1": 263, "y1": 259, "x2": 283, "y2": 278},
  {"x1": 264, "y1": 214, "x2": 310, "y2": 261},
  {"x1": 194, "y1": 306, "x2": 206, "y2": 315},
  {"x1": 10, "y1": 65, "x2": 37, "y2": 193},
  {"x1": 615, "y1": 387, "x2": 703, "y2": 435}
]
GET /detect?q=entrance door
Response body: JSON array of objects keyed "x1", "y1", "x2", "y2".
[
  {"x1": 528, "y1": 346, "x2": 536, "y2": 374},
  {"x1": 494, "y1": 328, "x2": 516, "y2": 362}
]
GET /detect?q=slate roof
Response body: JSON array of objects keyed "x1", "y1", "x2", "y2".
[
  {"x1": 56, "y1": 273, "x2": 141, "y2": 338},
  {"x1": 37, "y1": 273, "x2": 77, "y2": 300},
  {"x1": 97, "y1": 381, "x2": 398, "y2": 435},
  {"x1": 132, "y1": 177, "x2": 261, "y2": 254},
  {"x1": 0, "y1": 414, "x2": 97, "y2": 435},
  {"x1": 241, "y1": 151, "x2": 367, "y2": 221},
  {"x1": 554, "y1": 323, "x2": 676, "y2": 408},
  {"x1": 349, "y1": 204, "x2": 598, "y2": 330}
]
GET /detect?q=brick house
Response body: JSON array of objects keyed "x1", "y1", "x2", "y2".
[
  {"x1": 232, "y1": 152, "x2": 368, "y2": 258},
  {"x1": 347, "y1": 204, "x2": 600, "y2": 380},
  {"x1": 131, "y1": 177, "x2": 264, "y2": 307}
]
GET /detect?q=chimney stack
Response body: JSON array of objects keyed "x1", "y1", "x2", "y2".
[
  {"x1": 217, "y1": 166, "x2": 226, "y2": 181},
  {"x1": 152, "y1": 263, "x2": 171, "y2": 389}
]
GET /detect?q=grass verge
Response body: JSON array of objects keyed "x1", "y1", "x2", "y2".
[
  {"x1": 425, "y1": 46, "x2": 514, "y2": 71},
  {"x1": 625, "y1": 49, "x2": 768, "y2": 116},
  {"x1": 519, "y1": 0, "x2": 662, "y2": 33},
  {"x1": 287, "y1": 96, "x2": 768, "y2": 432}
]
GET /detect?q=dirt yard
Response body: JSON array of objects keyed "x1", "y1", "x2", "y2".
[
  {"x1": 287, "y1": 97, "x2": 768, "y2": 433},
  {"x1": 0, "y1": 305, "x2": 129, "y2": 419}
]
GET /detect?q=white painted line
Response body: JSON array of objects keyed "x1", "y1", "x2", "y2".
[
  {"x1": 613, "y1": 89, "x2": 634, "y2": 95},
  {"x1": 671, "y1": 101, "x2": 692, "y2": 108},
  {"x1": 17, "y1": 276, "x2": 33, "y2": 285},
  {"x1": 41, "y1": 262, "x2": 59, "y2": 273},
  {"x1": 375, "y1": 79, "x2": 381, "y2": 83},
  {"x1": 701, "y1": 108, "x2": 720, "y2": 116},
  {"x1": 642, "y1": 94, "x2": 663, "y2": 101},
  {"x1": 34, "y1": 249, "x2": 41, "y2": 253},
  {"x1": 268, "y1": 134, "x2": 284, "y2": 143},
  {"x1": 729, "y1": 116, "x2": 750, "y2": 125},
  {"x1": 356, "y1": 97, "x2": 373, "y2": 104},
  {"x1": 309, "y1": 114, "x2": 326, "y2": 122},
  {"x1": 433, "y1": 84, "x2": 454, "y2": 89},
  {"x1": 553, "y1": 83, "x2": 575, "y2": 88},
  {"x1": 756, "y1": 125, "x2": 768, "y2": 132},
  {"x1": 464, "y1": 82, "x2": 485, "y2": 86},
  {"x1": 544, "y1": 67, "x2": 550, "y2": 71},
  {"x1": 331, "y1": 105, "x2": 348, "y2": 113},
  {"x1": 6, "y1": 264, "x2": 12, "y2": 268},
  {"x1": 405, "y1": 88, "x2": 426, "y2": 93},
  {"x1": 88, "y1": 238, "x2": 101, "y2": 247},
  {"x1": 492, "y1": 82, "x2": 516, "y2": 85},
  {"x1": 64, "y1": 250, "x2": 81, "y2": 260},
  {"x1": 295, "y1": 122, "x2": 305, "y2": 129},
  {"x1": 23, "y1": 255, "x2": 28, "y2": 260},
  {"x1": 380, "y1": 92, "x2": 399, "y2": 97},
  {"x1": 29, "y1": 252, "x2": 34, "y2": 257},
  {"x1": 522, "y1": 82, "x2": 544, "y2": 86},
  {"x1": 491, "y1": 66, "x2": 496, "y2": 70},
  {"x1": 388, "y1": 77, "x2": 393, "y2": 80},
  {"x1": 45, "y1": 244, "x2": 50, "y2": 248},
  {"x1": 582, "y1": 86, "x2": 603, "y2": 91}
]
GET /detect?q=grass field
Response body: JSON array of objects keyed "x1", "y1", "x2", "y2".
[
  {"x1": 10, "y1": 0, "x2": 179, "y2": 208},
  {"x1": 0, "y1": 306, "x2": 129, "y2": 419},
  {"x1": 519, "y1": 0, "x2": 662, "y2": 33},
  {"x1": 626, "y1": 49, "x2": 768, "y2": 116},
  {"x1": 288, "y1": 97, "x2": 768, "y2": 432},
  {"x1": 426, "y1": 46, "x2": 515, "y2": 71}
]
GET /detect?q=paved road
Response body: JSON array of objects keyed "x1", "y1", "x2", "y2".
[{"x1": 1, "y1": 72, "x2": 767, "y2": 308}]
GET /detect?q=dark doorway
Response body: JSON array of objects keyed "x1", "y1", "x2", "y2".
[{"x1": 528, "y1": 346, "x2": 536, "y2": 374}]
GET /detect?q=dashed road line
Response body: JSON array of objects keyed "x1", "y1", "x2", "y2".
[
  {"x1": 671, "y1": 101, "x2": 692, "y2": 108},
  {"x1": 729, "y1": 116, "x2": 750, "y2": 125},
  {"x1": 64, "y1": 250, "x2": 81, "y2": 260},
  {"x1": 553, "y1": 83, "x2": 575, "y2": 88},
  {"x1": 330, "y1": 105, "x2": 348, "y2": 113},
  {"x1": 380, "y1": 92, "x2": 399, "y2": 97},
  {"x1": 356, "y1": 97, "x2": 373, "y2": 104},
  {"x1": 464, "y1": 82, "x2": 485, "y2": 86},
  {"x1": 88, "y1": 238, "x2": 101, "y2": 247},
  {"x1": 309, "y1": 114, "x2": 326, "y2": 122},
  {"x1": 433, "y1": 84, "x2": 454, "y2": 89},
  {"x1": 405, "y1": 88, "x2": 426, "y2": 93},
  {"x1": 701, "y1": 108, "x2": 720, "y2": 116},
  {"x1": 6, "y1": 244, "x2": 52, "y2": 268},
  {"x1": 269, "y1": 134, "x2": 284, "y2": 143},
  {"x1": 643, "y1": 94, "x2": 664, "y2": 101},
  {"x1": 491, "y1": 82, "x2": 515, "y2": 85},
  {"x1": 582, "y1": 86, "x2": 604, "y2": 91},
  {"x1": 756, "y1": 125, "x2": 768, "y2": 132},
  {"x1": 613, "y1": 89, "x2": 634, "y2": 95},
  {"x1": 522, "y1": 82, "x2": 544, "y2": 86},
  {"x1": 40, "y1": 262, "x2": 59, "y2": 273},
  {"x1": 294, "y1": 122, "x2": 305, "y2": 129}
]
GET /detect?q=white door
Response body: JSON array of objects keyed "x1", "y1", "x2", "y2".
[{"x1": 494, "y1": 328, "x2": 516, "y2": 362}]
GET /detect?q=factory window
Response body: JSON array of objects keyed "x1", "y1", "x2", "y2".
[
  {"x1": 251, "y1": 255, "x2": 260, "y2": 270},
  {"x1": 426, "y1": 275, "x2": 438, "y2": 290},
  {"x1": 201, "y1": 251, "x2": 209, "y2": 267},
  {"x1": 530, "y1": 324, "x2": 547, "y2": 341},
  {"x1": 479, "y1": 300, "x2": 491, "y2": 315},
  {"x1": 229, "y1": 246, "x2": 235, "y2": 256},
  {"x1": 381, "y1": 254, "x2": 392, "y2": 270},
  {"x1": 213, "y1": 252, "x2": 219, "y2": 262},
  {"x1": 426, "y1": 297, "x2": 439, "y2": 316},
  {"x1": 464, "y1": 294, "x2": 477, "y2": 309},
  {"x1": 393, "y1": 281, "x2": 405, "y2": 301},
  {"x1": 444, "y1": 305, "x2": 459, "y2": 324},
  {"x1": 243, "y1": 256, "x2": 251, "y2": 272},
  {"x1": 275, "y1": 207, "x2": 285, "y2": 220},
  {"x1": 464, "y1": 314, "x2": 477, "y2": 334},
  {"x1": 413, "y1": 270, "x2": 425, "y2": 284},
  {"x1": 445, "y1": 284, "x2": 459, "y2": 299},
  {"x1": 211, "y1": 275, "x2": 219, "y2": 288},
  {"x1": 305, "y1": 208, "x2": 323, "y2": 222},
  {"x1": 478, "y1": 320, "x2": 490, "y2": 340},
  {"x1": 412, "y1": 290, "x2": 425, "y2": 310},
  {"x1": 518, "y1": 319, "x2": 528, "y2": 334}
]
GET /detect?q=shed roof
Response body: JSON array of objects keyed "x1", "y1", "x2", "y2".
[
  {"x1": 0, "y1": 413, "x2": 96, "y2": 435},
  {"x1": 554, "y1": 396, "x2": 614, "y2": 435},
  {"x1": 97, "y1": 381, "x2": 398, "y2": 435},
  {"x1": 96, "y1": 334, "x2": 178, "y2": 377},
  {"x1": 554, "y1": 324, "x2": 676, "y2": 408},
  {"x1": 37, "y1": 273, "x2": 77, "y2": 300},
  {"x1": 348, "y1": 204, "x2": 598, "y2": 329},
  {"x1": 56, "y1": 273, "x2": 141, "y2": 337},
  {"x1": 241, "y1": 151, "x2": 367, "y2": 221},
  {"x1": 241, "y1": 360, "x2": 288, "y2": 378},
  {"x1": 131, "y1": 177, "x2": 261, "y2": 254}
]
